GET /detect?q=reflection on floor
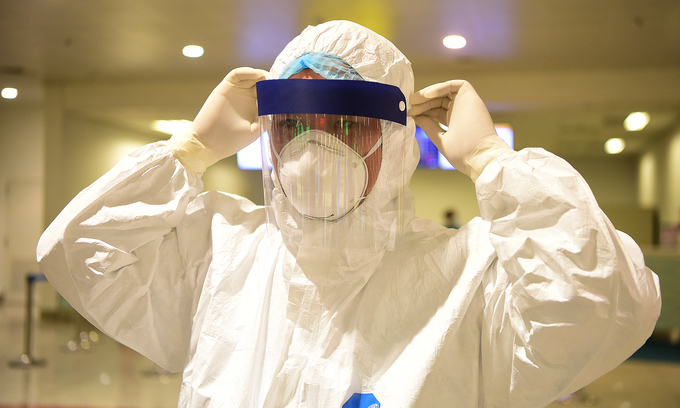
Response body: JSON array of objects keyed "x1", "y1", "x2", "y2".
[
  {"x1": 1, "y1": 303, "x2": 181, "y2": 407},
  {"x1": 1, "y1": 302, "x2": 679, "y2": 408}
]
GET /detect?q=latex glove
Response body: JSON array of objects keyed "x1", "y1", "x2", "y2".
[
  {"x1": 169, "y1": 67, "x2": 270, "y2": 173},
  {"x1": 409, "y1": 80, "x2": 514, "y2": 181}
]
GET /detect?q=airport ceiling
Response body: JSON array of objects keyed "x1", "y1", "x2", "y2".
[{"x1": 1, "y1": 0, "x2": 679, "y2": 158}]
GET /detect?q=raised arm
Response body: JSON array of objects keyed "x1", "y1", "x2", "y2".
[
  {"x1": 37, "y1": 143, "x2": 205, "y2": 372},
  {"x1": 37, "y1": 67, "x2": 269, "y2": 372},
  {"x1": 476, "y1": 148, "x2": 660, "y2": 407},
  {"x1": 410, "y1": 80, "x2": 661, "y2": 407}
]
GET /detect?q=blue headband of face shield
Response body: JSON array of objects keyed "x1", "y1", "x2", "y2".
[
  {"x1": 262, "y1": 51, "x2": 406, "y2": 125},
  {"x1": 279, "y1": 52, "x2": 364, "y2": 81},
  {"x1": 256, "y1": 80, "x2": 407, "y2": 125}
]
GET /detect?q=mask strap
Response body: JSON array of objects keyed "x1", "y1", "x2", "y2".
[
  {"x1": 362, "y1": 136, "x2": 382, "y2": 160},
  {"x1": 271, "y1": 143, "x2": 284, "y2": 164},
  {"x1": 273, "y1": 131, "x2": 382, "y2": 162}
]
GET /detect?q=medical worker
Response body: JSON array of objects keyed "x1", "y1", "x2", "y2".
[{"x1": 37, "y1": 20, "x2": 660, "y2": 408}]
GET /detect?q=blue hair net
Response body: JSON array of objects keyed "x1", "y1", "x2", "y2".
[{"x1": 279, "y1": 52, "x2": 364, "y2": 81}]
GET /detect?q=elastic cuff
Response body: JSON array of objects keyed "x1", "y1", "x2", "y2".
[
  {"x1": 465, "y1": 136, "x2": 515, "y2": 182},
  {"x1": 167, "y1": 128, "x2": 219, "y2": 174}
]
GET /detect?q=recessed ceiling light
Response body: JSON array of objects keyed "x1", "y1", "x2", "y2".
[
  {"x1": 443, "y1": 35, "x2": 467, "y2": 49},
  {"x1": 1, "y1": 87, "x2": 18, "y2": 99},
  {"x1": 623, "y1": 111, "x2": 650, "y2": 131},
  {"x1": 605, "y1": 138, "x2": 626, "y2": 154},
  {"x1": 182, "y1": 45, "x2": 204, "y2": 58}
]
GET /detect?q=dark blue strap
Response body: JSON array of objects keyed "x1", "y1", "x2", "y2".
[
  {"x1": 256, "y1": 79, "x2": 407, "y2": 126},
  {"x1": 27, "y1": 273, "x2": 47, "y2": 283}
]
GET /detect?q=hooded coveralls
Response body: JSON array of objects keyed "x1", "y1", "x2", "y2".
[{"x1": 37, "y1": 21, "x2": 661, "y2": 408}]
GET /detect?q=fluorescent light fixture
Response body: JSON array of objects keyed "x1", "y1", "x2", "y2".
[
  {"x1": 443, "y1": 35, "x2": 467, "y2": 49},
  {"x1": 495, "y1": 124, "x2": 515, "y2": 149},
  {"x1": 151, "y1": 120, "x2": 191, "y2": 134},
  {"x1": 605, "y1": 138, "x2": 626, "y2": 154},
  {"x1": 237, "y1": 138, "x2": 263, "y2": 170},
  {"x1": 1, "y1": 87, "x2": 18, "y2": 99},
  {"x1": 624, "y1": 111, "x2": 650, "y2": 131},
  {"x1": 438, "y1": 124, "x2": 514, "y2": 170},
  {"x1": 182, "y1": 45, "x2": 204, "y2": 58}
]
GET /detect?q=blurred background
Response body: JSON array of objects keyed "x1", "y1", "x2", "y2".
[{"x1": 0, "y1": 0, "x2": 679, "y2": 407}]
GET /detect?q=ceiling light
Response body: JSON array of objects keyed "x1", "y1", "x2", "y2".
[
  {"x1": 182, "y1": 45, "x2": 204, "y2": 58},
  {"x1": 605, "y1": 138, "x2": 626, "y2": 154},
  {"x1": 152, "y1": 120, "x2": 191, "y2": 134},
  {"x1": 2, "y1": 87, "x2": 18, "y2": 99},
  {"x1": 623, "y1": 111, "x2": 650, "y2": 131},
  {"x1": 443, "y1": 35, "x2": 467, "y2": 49}
]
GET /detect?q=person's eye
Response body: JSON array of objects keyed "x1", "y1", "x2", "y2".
[
  {"x1": 335, "y1": 120, "x2": 363, "y2": 132},
  {"x1": 280, "y1": 118, "x2": 301, "y2": 129}
]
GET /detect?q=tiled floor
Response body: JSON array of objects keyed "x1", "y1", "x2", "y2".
[
  {"x1": 1, "y1": 302, "x2": 679, "y2": 408},
  {"x1": 0, "y1": 303, "x2": 181, "y2": 407}
]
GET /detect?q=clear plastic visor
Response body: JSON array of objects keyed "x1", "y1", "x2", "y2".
[{"x1": 256, "y1": 79, "x2": 407, "y2": 252}]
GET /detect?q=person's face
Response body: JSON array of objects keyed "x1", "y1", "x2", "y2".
[{"x1": 270, "y1": 69, "x2": 383, "y2": 197}]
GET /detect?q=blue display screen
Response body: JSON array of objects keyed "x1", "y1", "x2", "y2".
[{"x1": 415, "y1": 124, "x2": 514, "y2": 170}]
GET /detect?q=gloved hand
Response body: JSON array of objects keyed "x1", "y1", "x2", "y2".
[
  {"x1": 409, "y1": 80, "x2": 513, "y2": 181},
  {"x1": 169, "y1": 67, "x2": 270, "y2": 173}
]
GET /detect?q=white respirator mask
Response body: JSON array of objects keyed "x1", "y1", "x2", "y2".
[{"x1": 274, "y1": 129, "x2": 382, "y2": 220}]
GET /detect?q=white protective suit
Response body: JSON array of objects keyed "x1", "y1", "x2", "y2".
[{"x1": 37, "y1": 21, "x2": 661, "y2": 408}]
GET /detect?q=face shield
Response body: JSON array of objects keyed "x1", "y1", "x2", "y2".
[{"x1": 256, "y1": 78, "x2": 408, "y2": 253}]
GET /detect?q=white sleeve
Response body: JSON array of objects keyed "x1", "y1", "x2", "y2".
[
  {"x1": 476, "y1": 148, "x2": 661, "y2": 408},
  {"x1": 36, "y1": 141, "x2": 207, "y2": 372}
]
